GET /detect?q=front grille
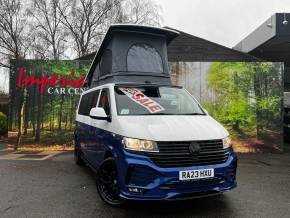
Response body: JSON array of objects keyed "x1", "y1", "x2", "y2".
[{"x1": 146, "y1": 140, "x2": 229, "y2": 168}]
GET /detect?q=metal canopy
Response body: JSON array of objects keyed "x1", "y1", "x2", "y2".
[
  {"x1": 234, "y1": 13, "x2": 290, "y2": 85},
  {"x1": 234, "y1": 13, "x2": 290, "y2": 56}
]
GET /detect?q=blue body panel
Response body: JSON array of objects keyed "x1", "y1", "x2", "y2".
[{"x1": 75, "y1": 121, "x2": 237, "y2": 201}]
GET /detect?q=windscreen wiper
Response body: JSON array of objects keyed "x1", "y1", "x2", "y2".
[
  {"x1": 140, "y1": 113, "x2": 206, "y2": 115},
  {"x1": 143, "y1": 113, "x2": 176, "y2": 115},
  {"x1": 179, "y1": 113, "x2": 206, "y2": 115}
]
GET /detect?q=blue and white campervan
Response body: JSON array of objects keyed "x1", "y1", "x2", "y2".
[{"x1": 74, "y1": 25, "x2": 237, "y2": 206}]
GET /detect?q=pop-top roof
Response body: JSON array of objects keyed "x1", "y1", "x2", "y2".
[
  {"x1": 84, "y1": 24, "x2": 180, "y2": 87},
  {"x1": 92, "y1": 24, "x2": 179, "y2": 64}
]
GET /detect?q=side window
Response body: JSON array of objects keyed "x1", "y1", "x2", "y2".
[
  {"x1": 92, "y1": 64, "x2": 100, "y2": 82},
  {"x1": 78, "y1": 94, "x2": 89, "y2": 116},
  {"x1": 127, "y1": 43, "x2": 163, "y2": 73},
  {"x1": 98, "y1": 88, "x2": 111, "y2": 115},
  {"x1": 78, "y1": 90, "x2": 100, "y2": 116},
  {"x1": 100, "y1": 49, "x2": 112, "y2": 77},
  {"x1": 89, "y1": 90, "x2": 100, "y2": 109}
]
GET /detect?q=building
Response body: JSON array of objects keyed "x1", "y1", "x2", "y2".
[
  {"x1": 234, "y1": 13, "x2": 290, "y2": 92},
  {"x1": 234, "y1": 13, "x2": 290, "y2": 143}
]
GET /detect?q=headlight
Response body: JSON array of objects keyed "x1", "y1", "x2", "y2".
[
  {"x1": 122, "y1": 137, "x2": 159, "y2": 152},
  {"x1": 223, "y1": 136, "x2": 232, "y2": 149}
]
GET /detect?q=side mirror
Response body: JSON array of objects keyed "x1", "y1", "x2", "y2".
[{"x1": 89, "y1": 107, "x2": 111, "y2": 122}]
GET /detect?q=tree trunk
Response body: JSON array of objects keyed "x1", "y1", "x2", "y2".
[
  {"x1": 69, "y1": 97, "x2": 75, "y2": 130},
  {"x1": 23, "y1": 89, "x2": 29, "y2": 135},
  {"x1": 52, "y1": 99, "x2": 54, "y2": 131},
  {"x1": 264, "y1": 75, "x2": 270, "y2": 128},
  {"x1": 41, "y1": 96, "x2": 44, "y2": 130},
  {"x1": 32, "y1": 86, "x2": 36, "y2": 136},
  {"x1": 254, "y1": 68, "x2": 262, "y2": 135},
  {"x1": 233, "y1": 121, "x2": 240, "y2": 132},
  {"x1": 58, "y1": 94, "x2": 64, "y2": 130},
  {"x1": 8, "y1": 66, "x2": 16, "y2": 131},
  {"x1": 50, "y1": 96, "x2": 53, "y2": 131},
  {"x1": 15, "y1": 91, "x2": 25, "y2": 150},
  {"x1": 35, "y1": 89, "x2": 42, "y2": 143},
  {"x1": 8, "y1": 83, "x2": 14, "y2": 131}
]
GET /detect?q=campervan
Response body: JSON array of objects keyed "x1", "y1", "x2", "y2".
[{"x1": 75, "y1": 25, "x2": 237, "y2": 206}]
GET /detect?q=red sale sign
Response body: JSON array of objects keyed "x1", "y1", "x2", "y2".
[{"x1": 119, "y1": 88, "x2": 165, "y2": 113}]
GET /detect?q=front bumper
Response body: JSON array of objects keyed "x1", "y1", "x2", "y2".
[{"x1": 117, "y1": 148, "x2": 237, "y2": 201}]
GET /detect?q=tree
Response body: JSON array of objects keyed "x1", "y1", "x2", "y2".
[
  {"x1": 57, "y1": 0, "x2": 162, "y2": 58},
  {"x1": 15, "y1": 88, "x2": 26, "y2": 150},
  {"x1": 0, "y1": 0, "x2": 32, "y2": 67},
  {"x1": 0, "y1": 0, "x2": 33, "y2": 149},
  {"x1": 205, "y1": 62, "x2": 256, "y2": 135},
  {"x1": 4, "y1": 0, "x2": 163, "y2": 149},
  {"x1": 35, "y1": 86, "x2": 42, "y2": 143},
  {"x1": 0, "y1": 112, "x2": 8, "y2": 136},
  {"x1": 57, "y1": 0, "x2": 119, "y2": 57},
  {"x1": 120, "y1": 0, "x2": 162, "y2": 26},
  {"x1": 28, "y1": 0, "x2": 67, "y2": 134},
  {"x1": 28, "y1": 0, "x2": 67, "y2": 60}
]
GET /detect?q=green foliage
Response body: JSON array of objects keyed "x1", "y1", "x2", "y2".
[
  {"x1": 0, "y1": 112, "x2": 7, "y2": 135},
  {"x1": 205, "y1": 62, "x2": 282, "y2": 136}
]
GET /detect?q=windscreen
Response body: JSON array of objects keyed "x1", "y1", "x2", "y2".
[{"x1": 115, "y1": 86, "x2": 205, "y2": 115}]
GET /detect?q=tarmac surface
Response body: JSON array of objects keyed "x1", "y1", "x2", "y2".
[{"x1": 0, "y1": 147, "x2": 290, "y2": 218}]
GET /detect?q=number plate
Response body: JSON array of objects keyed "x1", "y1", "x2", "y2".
[{"x1": 179, "y1": 169, "x2": 214, "y2": 180}]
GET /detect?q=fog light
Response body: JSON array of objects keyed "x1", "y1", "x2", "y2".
[{"x1": 128, "y1": 187, "x2": 144, "y2": 194}]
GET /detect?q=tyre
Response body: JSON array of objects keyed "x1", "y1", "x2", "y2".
[{"x1": 96, "y1": 158, "x2": 126, "y2": 207}]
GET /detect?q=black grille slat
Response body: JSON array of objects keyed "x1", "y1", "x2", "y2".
[
  {"x1": 200, "y1": 150, "x2": 228, "y2": 154},
  {"x1": 159, "y1": 146, "x2": 222, "y2": 150},
  {"x1": 152, "y1": 159, "x2": 228, "y2": 167},
  {"x1": 158, "y1": 146, "x2": 188, "y2": 149},
  {"x1": 200, "y1": 145, "x2": 223, "y2": 148},
  {"x1": 199, "y1": 142, "x2": 223, "y2": 145},
  {"x1": 145, "y1": 140, "x2": 229, "y2": 168},
  {"x1": 149, "y1": 152, "x2": 229, "y2": 159},
  {"x1": 150, "y1": 156, "x2": 228, "y2": 163},
  {"x1": 153, "y1": 152, "x2": 191, "y2": 156},
  {"x1": 159, "y1": 148, "x2": 189, "y2": 152},
  {"x1": 157, "y1": 148, "x2": 223, "y2": 153},
  {"x1": 199, "y1": 152, "x2": 229, "y2": 158}
]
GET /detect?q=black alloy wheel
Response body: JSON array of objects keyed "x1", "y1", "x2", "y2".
[{"x1": 96, "y1": 158, "x2": 125, "y2": 206}]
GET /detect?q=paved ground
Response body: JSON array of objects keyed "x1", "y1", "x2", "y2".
[{"x1": 0, "y1": 151, "x2": 290, "y2": 218}]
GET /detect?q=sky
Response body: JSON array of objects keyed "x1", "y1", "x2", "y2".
[{"x1": 155, "y1": 0, "x2": 290, "y2": 47}]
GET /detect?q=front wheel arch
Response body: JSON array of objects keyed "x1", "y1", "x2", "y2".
[{"x1": 96, "y1": 157, "x2": 126, "y2": 206}]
